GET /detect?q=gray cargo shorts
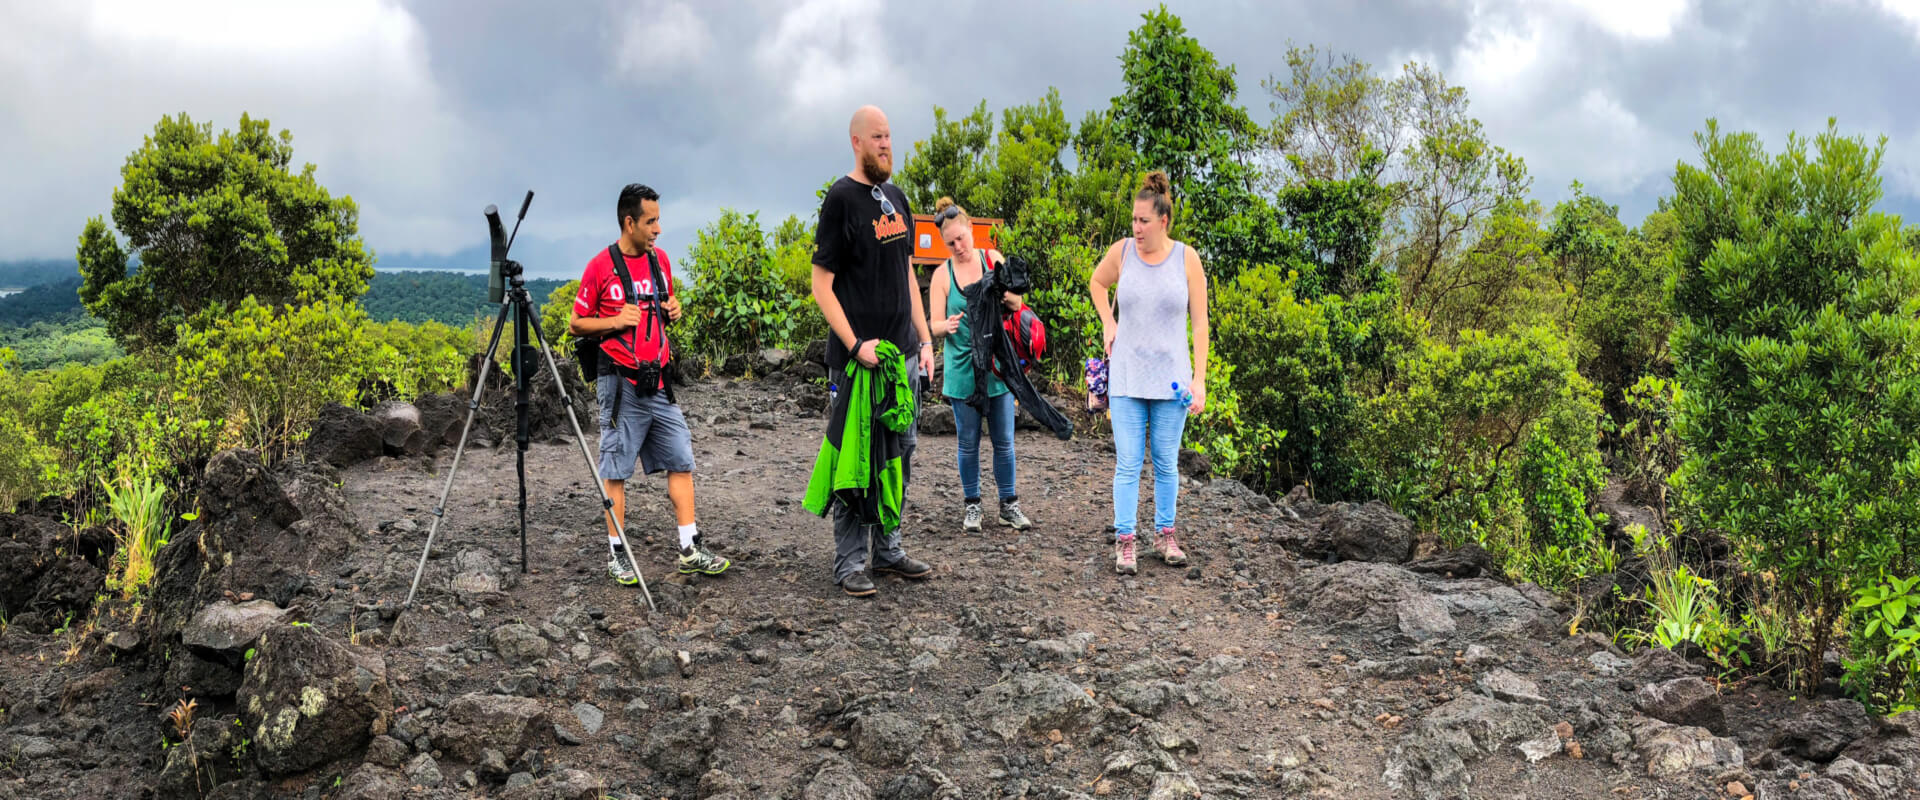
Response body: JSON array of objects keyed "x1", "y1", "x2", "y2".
[{"x1": 596, "y1": 373, "x2": 695, "y2": 480}]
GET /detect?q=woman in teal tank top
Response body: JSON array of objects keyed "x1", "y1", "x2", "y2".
[{"x1": 926, "y1": 198, "x2": 1033, "y2": 533}]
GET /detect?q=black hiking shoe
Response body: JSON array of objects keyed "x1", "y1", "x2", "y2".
[
  {"x1": 839, "y1": 571, "x2": 877, "y2": 597},
  {"x1": 873, "y1": 554, "x2": 932, "y2": 580}
]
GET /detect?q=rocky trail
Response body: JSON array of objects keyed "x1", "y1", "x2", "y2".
[{"x1": 3, "y1": 358, "x2": 1918, "y2": 800}]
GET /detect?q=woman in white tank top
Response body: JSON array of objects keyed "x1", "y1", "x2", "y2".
[{"x1": 1087, "y1": 171, "x2": 1212, "y2": 577}]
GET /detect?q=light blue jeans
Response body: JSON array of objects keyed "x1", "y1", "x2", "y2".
[
  {"x1": 951, "y1": 393, "x2": 1017, "y2": 504},
  {"x1": 1110, "y1": 395, "x2": 1188, "y2": 538}
]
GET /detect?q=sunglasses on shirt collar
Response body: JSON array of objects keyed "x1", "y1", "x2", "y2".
[{"x1": 869, "y1": 184, "x2": 896, "y2": 218}]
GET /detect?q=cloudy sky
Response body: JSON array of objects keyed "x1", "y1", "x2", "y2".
[{"x1": 4, "y1": 0, "x2": 1919, "y2": 278}]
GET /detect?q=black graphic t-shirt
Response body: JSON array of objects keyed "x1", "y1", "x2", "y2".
[{"x1": 813, "y1": 176, "x2": 914, "y2": 370}]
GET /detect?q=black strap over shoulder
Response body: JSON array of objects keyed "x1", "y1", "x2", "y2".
[{"x1": 602, "y1": 245, "x2": 676, "y2": 405}]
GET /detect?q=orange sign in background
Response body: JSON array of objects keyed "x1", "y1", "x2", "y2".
[{"x1": 910, "y1": 215, "x2": 1002, "y2": 265}]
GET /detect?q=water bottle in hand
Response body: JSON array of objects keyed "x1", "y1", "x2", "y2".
[{"x1": 1172, "y1": 381, "x2": 1193, "y2": 408}]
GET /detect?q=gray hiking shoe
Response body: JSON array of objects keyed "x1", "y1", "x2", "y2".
[
  {"x1": 997, "y1": 501, "x2": 1033, "y2": 530},
  {"x1": 963, "y1": 503, "x2": 983, "y2": 533},
  {"x1": 608, "y1": 548, "x2": 639, "y2": 586},
  {"x1": 678, "y1": 544, "x2": 730, "y2": 576}
]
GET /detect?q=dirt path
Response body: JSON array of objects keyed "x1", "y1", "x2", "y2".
[{"x1": 4, "y1": 375, "x2": 1914, "y2": 799}]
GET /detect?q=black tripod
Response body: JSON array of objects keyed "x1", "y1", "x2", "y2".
[{"x1": 404, "y1": 193, "x2": 655, "y2": 611}]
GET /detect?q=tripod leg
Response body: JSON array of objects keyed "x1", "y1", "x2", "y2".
[
  {"x1": 404, "y1": 301, "x2": 513, "y2": 608},
  {"x1": 513, "y1": 299, "x2": 532, "y2": 575},
  {"x1": 522, "y1": 296, "x2": 657, "y2": 612}
]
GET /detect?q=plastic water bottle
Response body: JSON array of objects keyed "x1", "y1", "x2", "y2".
[
  {"x1": 829, "y1": 381, "x2": 838, "y2": 404},
  {"x1": 1172, "y1": 381, "x2": 1193, "y2": 408}
]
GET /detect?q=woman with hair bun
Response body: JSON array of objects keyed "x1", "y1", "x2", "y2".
[
  {"x1": 1087, "y1": 171, "x2": 1210, "y2": 576},
  {"x1": 926, "y1": 196, "x2": 1034, "y2": 533}
]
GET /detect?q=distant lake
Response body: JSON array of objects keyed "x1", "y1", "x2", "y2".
[{"x1": 0, "y1": 288, "x2": 22, "y2": 298}]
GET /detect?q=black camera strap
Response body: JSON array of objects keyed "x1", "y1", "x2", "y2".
[{"x1": 604, "y1": 245, "x2": 676, "y2": 406}]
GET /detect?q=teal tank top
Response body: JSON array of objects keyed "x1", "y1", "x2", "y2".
[{"x1": 940, "y1": 253, "x2": 1009, "y2": 400}]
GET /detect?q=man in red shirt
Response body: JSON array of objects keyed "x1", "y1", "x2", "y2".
[{"x1": 569, "y1": 183, "x2": 729, "y2": 585}]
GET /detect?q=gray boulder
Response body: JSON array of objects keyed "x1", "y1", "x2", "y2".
[
  {"x1": 852, "y1": 712, "x2": 924, "y2": 766},
  {"x1": 804, "y1": 756, "x2": 873, "y2": 800},
  {"x1": 237, "y1": 624, "x2": 394, "y2": 776},
  {"x1": 371, "y1": 400, "x2": 426, "y2": 456},
  {"x1": 1630, "y1": 677, "x2": 1723, "y2": 732},
  {"x1": 917, "y1": 402, "x2": 956, "y2": 436},
  {"x1": 1630, "y1": 716, "x2": 1744, "y2": 777},
  {"x1": 490, "y1": 622, "x2": 551, "y2": 665},
  {"x1": 436, "y1": 693, "x2": 548, "y2": 762},
  {"x1": 973, "y1": 673, "x2": 1102, "y2": 742},
  {"x1": 1772, "y1": 699, "x2": 1875, "y2": 762},
  {"x1": 642, "y1": 707, "x2": 722, "y2": 777},
  {"x1": 1384, "y1": 693, "x2": 1554, "y2": 799},
  {"x1": 182, "y1": 600, "x2": 289, "y2": 655},
  {"x1": 1326, "y1": 500, "x2": 1416, "y2": 563}
]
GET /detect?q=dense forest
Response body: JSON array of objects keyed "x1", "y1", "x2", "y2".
[
  {"x1": 359, "y1": 270, "x2": 566, "y2": 326},
  {"x1": 4, "y1": 7, "x2": 1919, "y2": 716},
  {"x1": 0, "y1": 270, "x2": 561, "y2": 369}
]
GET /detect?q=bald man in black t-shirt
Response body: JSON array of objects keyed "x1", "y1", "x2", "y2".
[{"x1": 809, "y1": 105, "x2": 937, "y2": 598}]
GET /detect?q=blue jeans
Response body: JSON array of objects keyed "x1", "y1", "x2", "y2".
[
  {"x1": 1110, "y1": 396, "x2": 1188, "y2": 537},
  {"x1": 951, "y1": 393, "x2": 1017, "y2": 503}
]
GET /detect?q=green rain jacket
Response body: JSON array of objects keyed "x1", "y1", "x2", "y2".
[{"x1": 802, "y1": 340, "x2": 916, "y2": 532}]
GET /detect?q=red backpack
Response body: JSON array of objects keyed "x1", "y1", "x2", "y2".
[{"x1": 997, "y1": 304, "x2": 1047, "y2": 377}]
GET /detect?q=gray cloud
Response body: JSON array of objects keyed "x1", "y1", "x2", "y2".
[{"x1": 2, "y1": 0, "x2": 1916, "y2": 280}]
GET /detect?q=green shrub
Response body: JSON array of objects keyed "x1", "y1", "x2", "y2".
[
  {"x1": 1354, "y1": 325, "x2": 1608, "y2": 588},
  {"x1": 0, "y1": 349, "x2": 62, "y2": 509},
  {"x1": 679, "y1": 210, "x2": 814, "y2": 360},
  {"x1": 360, "y1": 318, "x2": 474, "y2": 402},
  {"x1": 170, "y1": 298, "x2": 369, "y2": 459},
  {"x1": 53, "y1": 356, "x2": 208, "y2": 506},
  {"x1": 1847, "y1": 575, "x2": 1920, "y2": 713},
  {"x1": 1204, "y1": 264, "x2": 1355, "y2": 495},
  {"x1": 1669, "y1": 121, "x2": 1920, "y2": 688},
  {"x1": 540, "y1": 280, "x2": 580, "y2": 355},
  {"x1": 101, "y1": 470, "x2": 171, "y2": 598}
]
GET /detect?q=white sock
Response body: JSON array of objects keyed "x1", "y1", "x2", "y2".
[
  {"x1": 678, "y1": 523, "x2": 698, "y2": 551},
  {"x1": 607, "y1": 535, "x2": 623, "y2": 555}
]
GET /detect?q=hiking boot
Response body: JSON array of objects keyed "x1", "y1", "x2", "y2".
[
  {"x1": 963, "y1": 502, "x2": 983, "y2": 533},
  {"x1": 678, "y1": 544, "x2": 730, "y2": 576},
  {"x1": 839, "y1": 571, "x2": 877, "y2": 598},
  {"x1": 1114, "y1": 535, "x2": 1138, "y2": 575},
  {"x1": 607, "y1": 548, "x2": 639, "y2": 586},
  {"x1": 997, "y1": 501, "x2": 1033, "y2": 530},
  {"x1": 873, "y1": 554, "x2": 933, "y2": 580},
  {"x1": 1155, "y1": 527, "x2": 1187, "y2": 565}
]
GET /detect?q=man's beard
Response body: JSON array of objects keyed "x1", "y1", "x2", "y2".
[{"x1": 861, "y1": 150, "x2": 892, "y2": 184}]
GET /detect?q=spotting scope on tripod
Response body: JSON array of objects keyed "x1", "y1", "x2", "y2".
[{"x1": 402, "y1": 191, "x2": 656, "y2": 611}]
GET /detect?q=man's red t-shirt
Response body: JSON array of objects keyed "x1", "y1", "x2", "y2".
[{"x1": 573, "y1": 246, "x2": 674, "y2": 382}]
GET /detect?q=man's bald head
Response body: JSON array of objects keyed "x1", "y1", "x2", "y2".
[
  {"x1": 848, "y1": 105, "x2": 893, "y2": 184},
  {"x1": 850, "y1": 105, "x2": 887, "y2": 138}
]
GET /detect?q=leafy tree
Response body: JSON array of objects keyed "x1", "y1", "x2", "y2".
[
  {"x1": 898, "y1": 90, "x2": 1076, "y2": 227},
  {"x1": 1669, "y1": 120, "x2": 1920, "y2": 689},
  {"x1": 1545, "y1": 186, "x2": 1676, "y2": 423},
  {"x1": 1110, "y1": 6, "x2": 1284, "y2": 283},
  {"x1": 1109, "y1": 5, "x2": 1254, "y2": 194},
  {"x1": 1263, "y1": 48, "x2": 1532, "y2": 321},
  {"x1": 76, "y1": 113, "x2": 373, "y2": 350}
]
